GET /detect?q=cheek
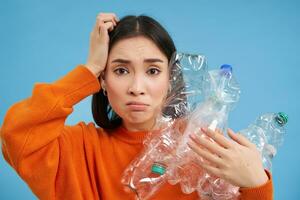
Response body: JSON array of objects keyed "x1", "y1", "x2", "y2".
[
  {"x1": 105, "y1": 71, "x2": 127, "y2": 93},
  {"x1": 149, "y1": 79, "x2": 169, "y2": 104},
  {"x1": 105, "y1": 75, "x2": 128, "y2": 108},
  {"x1": 106, "y1": 79, "x2": 126, "y2": 95}
]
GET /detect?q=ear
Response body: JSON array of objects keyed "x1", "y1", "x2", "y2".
[{"x1": 100, "y1": 71, "x2": 106, "y2": 89}]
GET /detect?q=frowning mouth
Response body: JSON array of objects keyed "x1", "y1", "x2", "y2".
[{"x1": 126, "y1": 101, "x2": 149, "y2": 111}]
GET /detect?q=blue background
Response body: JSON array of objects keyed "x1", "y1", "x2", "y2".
[{"x1": 1, "y1": 0, "x2": 299, "y2": 199}]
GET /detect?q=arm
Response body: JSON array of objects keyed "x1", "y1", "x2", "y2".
[{"x1": 0, "y1": 65, "x2": 100, "y2": 198}]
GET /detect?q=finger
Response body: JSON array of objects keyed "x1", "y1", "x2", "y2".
[
  {"x1": 97, "y1": 16, "x2": 116, "y2": 27},
  {"x1": 107, "y1": 19, "x2": 116, "y2": 26},
  {"x1": 91, "y1": 17, "x2": 104, "y2": 35},
  {"x1": 106, "y1": 12, "x2": 119, "y2": 23},
  {"x1": 187, "y1": 140, "x2": 225, "y2": 168},
  {"x1": 97, "y1": 12, "x2": 118, "y2": 21},
  {"x1": 97, "y1": 13, "x2": 118, "y2": 25},
  {"x1": 201, "y1": 127, "x2": 232, "y2": 149},
  {"x1": 228, "y1": 128, "x2": 255, "y2": 148},
  {"x1": 102, "y1": 18, "x2": 117, "y2": 26},
  {"x1": 92, "y1": 20, "x2": 115, "y2": 37},
  {"x1": 91, "y1": 19, "x2": 100, "y2": 35},
  {"x1": 114, "y1": 15, "x2": 119, "y2": 22},
  {"x1": 201, "y1": 163, "x2": 222, "y2": 178},
  {"x1": 190, "y1": 133, "x2": 228, "y2": 158},
  {"x1": 215, "y1": 128, "x2": 224, "y2": 135},
  {"x1": 103, "y1": 21, "x2": 115, "y2": 32},
  {"x1": 98, "y1": 21, "x2": 114, "y2": 35}
]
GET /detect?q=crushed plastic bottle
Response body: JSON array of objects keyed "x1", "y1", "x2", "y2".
[
  {"x1": 121, "y1": 124, "x2": 181, "y2": 200},
  {"x1": 169, "y1": 64, "x2": 241, "y2": 195},
  {"x1": 240, "y1": 112, "x2": 288, "y2": 171}
]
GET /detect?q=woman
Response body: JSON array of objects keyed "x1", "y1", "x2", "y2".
[{"x1": 1, "y1": 12, "x2": 273, "y2": 199}]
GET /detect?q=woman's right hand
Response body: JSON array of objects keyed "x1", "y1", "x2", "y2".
[{"x1": 85, "y1": 13, "x2": 119, "y2": 77}]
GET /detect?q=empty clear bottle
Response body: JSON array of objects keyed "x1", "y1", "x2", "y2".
[
  {"x1": 170, "y1": 64, "x2": 241, "y2": 195},
  {"x1": 239, "y1": 112, "x2": 288, "y2": 171}
]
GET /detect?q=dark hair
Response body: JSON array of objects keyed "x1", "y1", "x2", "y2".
[{"x1": 91, "y1": 15, "x2": 177, "y2": 130}]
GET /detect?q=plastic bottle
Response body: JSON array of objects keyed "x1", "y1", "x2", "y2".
[
  {"x1": 240, "y1": 112, "x2": 288, "y2": 171},
  {"x1": 121, "y1": 124, "x2": 181, "y2": 200},
  {"x1": 169, "y1": 64, "x2": 241, "y2": 195}
]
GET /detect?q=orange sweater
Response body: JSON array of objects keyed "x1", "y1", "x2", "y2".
[{"x1": 1, "y1": 65, "x2": 273, "y2": 200}]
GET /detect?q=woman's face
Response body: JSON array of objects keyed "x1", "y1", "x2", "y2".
[{"x1": 102, "y1": 36, "x2": 169, "y2": 131}]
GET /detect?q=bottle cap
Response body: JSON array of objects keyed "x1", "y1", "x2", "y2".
[
  {"x1": 220, "y1": 64, "x2": 232, "y2": 72},
  {"x1": 151, "y1": 163, "x2": 166, "y2": 175},
  {"x1": 275, "y1": 112, "x2": 288, "y2": 126},
  {"x1": 220, "y1": 64, "x2": 232, "y2": 77}
]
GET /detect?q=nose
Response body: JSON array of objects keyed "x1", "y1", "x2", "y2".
[{"x1": 127, "y1": 75, "x2": 145, "y2": 96}]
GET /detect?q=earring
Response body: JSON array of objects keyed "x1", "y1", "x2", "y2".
[
  {"x1": 168, "y1": 85, "x2": 172, "y2": 93},
  {"x1": 102, "y1": 88, "x2": 107, "y2": 96}
]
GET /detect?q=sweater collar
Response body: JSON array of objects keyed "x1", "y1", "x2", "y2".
[{"x1": 111, "y1": 124, "x2": 151, "y2": 144}]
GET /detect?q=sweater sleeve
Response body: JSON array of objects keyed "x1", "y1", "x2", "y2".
[
  {"x1": 239, "y1": 170, "x2": 274, "y2": 200},
  {"x1": 0, "y1": 65, "x2": 101, "y2": 199}
]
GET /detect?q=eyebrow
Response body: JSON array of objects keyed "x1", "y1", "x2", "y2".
[{"x1": 111, "y1": 58, "x2": 164, "y2": 64}]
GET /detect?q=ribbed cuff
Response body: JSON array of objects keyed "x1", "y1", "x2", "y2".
[{"x1": 239, "y1": 170, "x2": 273, "y2": 200}]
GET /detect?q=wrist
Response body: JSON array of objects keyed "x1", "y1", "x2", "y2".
[
  {"x1": 247, "y1": 169, "x2": 269, "y2": 188},
  {"x1": 85, "y1": 64, "x2": 102, "y2": 78}
]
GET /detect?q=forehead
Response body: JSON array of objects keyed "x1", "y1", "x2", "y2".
[{"x1": 108, "y1": 36, "x2": 167, "y2": 62}]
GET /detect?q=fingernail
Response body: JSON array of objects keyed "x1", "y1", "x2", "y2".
[
  {"x1": 189, "y1": 134, "x2": 194, "y2": 139},
  {"x1": 187, "y1": 140, "x2": 193, "y2": 147},
  {"x1": 201, "y1": 127, "x2": 207, "y2": 132}
]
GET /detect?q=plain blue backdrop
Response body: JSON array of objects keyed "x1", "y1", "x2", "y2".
[{"x1": 1, "y1": 0, "x2": 299, "y2": 199}]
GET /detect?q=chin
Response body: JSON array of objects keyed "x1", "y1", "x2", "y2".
[{"x1": 125, "y1": 113, "x2": 154, "y2": 124}]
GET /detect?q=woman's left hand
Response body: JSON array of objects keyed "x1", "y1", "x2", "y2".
[{"x1": 187, "y1": 127, "x2": 269, "y2": 188}]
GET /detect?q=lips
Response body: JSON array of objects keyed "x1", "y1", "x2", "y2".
[
  {"x1": 126, "y1": 101, "x2": 149, "y2": 111},
  {"x1": 126, "y1": 101, "x2": 149, "y2": 106}
]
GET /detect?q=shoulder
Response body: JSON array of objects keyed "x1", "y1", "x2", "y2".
[{"x1": 61, "y1": 121, "x2": 109, "y2": 143}]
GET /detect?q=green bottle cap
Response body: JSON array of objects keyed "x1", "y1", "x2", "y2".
[
  {"x1": 276, "y1": 112, "x2": 288, "y2": 126},
  {"x1": 151, "y1": 163, "x2": 166, "y2": 175}
]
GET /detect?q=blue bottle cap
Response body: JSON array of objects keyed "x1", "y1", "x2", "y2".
[
  {"x1": 220, "y1": 64, "x2": 232, "y2": 72},
  {"x1": 220, "y1": 64, "x2": 232, "y2": 77}
]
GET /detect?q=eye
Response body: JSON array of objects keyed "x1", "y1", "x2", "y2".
[
  {"x1": 147, "y1": 67, "x2": 161, "y2": 75},
  {"x1": 114, "y1": 67, "x2": 129, "y2": 75}
]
